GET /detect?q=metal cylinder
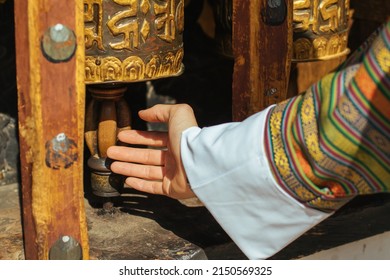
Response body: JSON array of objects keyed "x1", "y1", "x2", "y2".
[
  {"x1": 84, "y1": 0, "x2": 185, "y2": 84},
  {"x1": 292, "y1": 0, "x2": 350, "y2": 62}
]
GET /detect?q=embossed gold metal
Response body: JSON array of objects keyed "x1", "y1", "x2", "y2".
[
  {"x1": 292, "y1": 0, "x2": 351, "y2": 61},
  {"x1": 84, "y1": 0, "x2": 185, "y2": 84}
]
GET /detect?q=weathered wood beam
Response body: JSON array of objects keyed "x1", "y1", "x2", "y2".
[
  {"x1": 232, "y1": 0, "x2": 293, "y2": 121},
  {"x1": 14, "y1": 0, "x2": 89, "y2": 259}
]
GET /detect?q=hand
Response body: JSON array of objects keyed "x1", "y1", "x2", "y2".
[{"x1": 107, "y1": 104, "x2": 198, "y2": 199}]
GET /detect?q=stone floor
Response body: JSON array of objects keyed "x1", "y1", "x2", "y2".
[
  {"x1": 0, "y1": 182, "x2": 248, "y2": 260},
  {"x1": 0, "y1": 184, "x2": 24, "y2": 259},
  {"x1": 3, "y1": 181, "x2": 390, "y2": 260}
]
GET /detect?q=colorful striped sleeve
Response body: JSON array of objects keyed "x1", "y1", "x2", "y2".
[{"x1": 265, "y1": 20, "x2": 390, "y2": 212}]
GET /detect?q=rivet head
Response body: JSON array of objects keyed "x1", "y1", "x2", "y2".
[
  {"x1": 49, "y1": 235, "x2": 82, "y2": 260},
  {"x1": 41, "y1": 24, "x2": 76, "y2": 63},
  {"x1": 50, "y1": 24, "x2": 70, "y2": 42},
  {"x1": 45, "y1": 133, "x2": 78, "y2": 169},
  {"x1": 266, "y1": 88, "x2": 278, "y2": 96},
  {"x1": 268, "y1": 0, "x2": 281, "y2": 8},
  {"x1": 262, "y1": 0, "x2": 286, "y2": 26}
]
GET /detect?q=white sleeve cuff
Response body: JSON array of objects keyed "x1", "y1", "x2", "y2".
[{"x1": 180, "y1": 106, "x2": 333, "y2": 259}]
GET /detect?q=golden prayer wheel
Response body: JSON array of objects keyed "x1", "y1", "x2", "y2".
[
  {"x1": 83, "y1": 0, "x2": 184, "y2": 199},
  {"x1": 292, "y1": 0, "x2": 350, "y2": 62},
  {"x1": 212, "y1": 0, "x2": 351, "y2": 61},
  {"x1": 84, "y1": 0, "x2": 184, "y2": 84}
]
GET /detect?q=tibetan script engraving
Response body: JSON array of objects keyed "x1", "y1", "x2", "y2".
[
  {"x1": 292, "y1": 0, "x2": 350, "y2": 61},
  {"x1": 318, "y1": 0, "x2": 339, "y2": 32},
  {"x1": 84, "y1": 0, "x2": 184, "y2": 51},
  {"x1": 84, "y1": 0, "x2": 184, "y2": 83},
  {"x1": 154, "y1": 0, "x2": 176, "y2": 42},
  {"x1": 84, "y1": 0, "x2": 105, "y2": 50},
  {"x1": 106, "y1": 0, "x2": 140, "y2": 50},
  {"x1": 293, "y1": 0, "x2": 349, "y2": 34}
]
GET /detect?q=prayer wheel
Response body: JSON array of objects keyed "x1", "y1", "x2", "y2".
[
  {"x1": 292, "y1": 0, "x2": 350, "y2": 61},
  {"x1": 212, "y1": 0, "x2": 351, "y2": 61},
  {"x1": 84, "y1": 0, "x2": 184, "y2": 198}
]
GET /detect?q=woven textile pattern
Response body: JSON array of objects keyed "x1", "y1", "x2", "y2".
[{"x1": 265, "y1": 20, "x2": 390, "y2": 212}]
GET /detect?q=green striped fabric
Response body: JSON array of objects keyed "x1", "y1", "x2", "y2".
[{"x1": 265, "y1": 20, "x2": 390, "y2": 212}]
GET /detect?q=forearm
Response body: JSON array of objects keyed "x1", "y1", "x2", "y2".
[
  {"x1": 180, "y1": 20, "x2": 390, "y2": 259},
  {"x1": 180, "y1": 107, "x2": 332, "y2": 259}
]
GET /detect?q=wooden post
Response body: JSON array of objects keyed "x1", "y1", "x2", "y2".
[
  {"x1": 14, "y1": 0, "x2": 89, "y2": 259},
  {"x1": 232, "y1": 0, "x2": 293, "y2": 121}
]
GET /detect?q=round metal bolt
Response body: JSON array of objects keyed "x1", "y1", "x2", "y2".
[
  {"x1": 49, "y1": 235, "x2": 82, "y2": 260},
  {"x1": 45, "y1": 133, "x2": 78, "y2": 169},
  {"x1": 56, "y1": 132, "x2": 66, "y2": 142},
  {"x1": 41, "y1": 23, "x2": 76, "y2": 63},
  {"x1": 263, "y1": 0, "x2": 286, "y2": 26},
  {"x1": 50, "y1": 24, "x2": 70, "y2": 42},
  {"x1": 62, "y1": 235, "x2": 71, "y2": 243},
  {"x1": 266, "y1": 88, "x2": 278, "y2": 96},
  {"x1": 52, "y1": 132, "x2": 70, "y2": 153},
  {"x1": 268, "y1": 0, "x2": 281, "y2": 8}
]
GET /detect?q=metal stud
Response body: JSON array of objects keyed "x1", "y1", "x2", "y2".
[
  {"x1": 41, "y1": 23, "x2": 76, "y2": 63},
  {"x1": 49, "y1": 235, "x2": 82, "y2": 260}
]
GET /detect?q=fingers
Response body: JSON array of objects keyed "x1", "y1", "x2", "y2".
[
  {"x1": 107, "y1": 146, "x2": 165, "y2": 165},
  {"x1": 138, "y1": 104, "x2": 174, "y2": 123},
  {"x1": 138, "y1": 104, "x2": 197, "y2": 127},
  {"x1": 125, "y1": 177, "x2": 164, "y2": 196},
  {"x1": 117, "y1": 130, "x2": 168, "y2": 146},
  {"x1": 110, "y1": 161, "x2": 164, "y2": 180},
  {"x1": 124, "y1": 177, "x2": 196, "y2": 199}
]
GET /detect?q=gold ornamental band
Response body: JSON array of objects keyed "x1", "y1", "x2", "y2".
[
  {"x1": 85, "y1": 49, "x2": 184, "y2": 84},
  {"x1": 292, "y1": 30, "x2": 350, "y2": 62}
]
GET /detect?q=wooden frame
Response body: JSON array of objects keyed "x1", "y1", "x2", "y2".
[{"x1": 14, "y1": 0, "x2": 89, "y2": 259}]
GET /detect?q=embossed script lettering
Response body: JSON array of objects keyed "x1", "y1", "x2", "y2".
[
  {"x1": 293, "y1": 0, "x2": 348, "y2": 34},
  {"x1": 107, "y1": 0, "x2": 140, "y2": 50},
  {"x1": 84, "y1": 0, "x2": 105, "y2": 50},
  {"x1": 154, "y1": 0, "x2": 176, "y2": 42}
]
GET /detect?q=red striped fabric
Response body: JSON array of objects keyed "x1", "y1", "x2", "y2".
[{"x1": 265, "y1": 20, "x2": 390, "y2": 212}]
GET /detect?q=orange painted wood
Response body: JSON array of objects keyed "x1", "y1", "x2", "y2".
[
  {"x1": 13, "y1": 0, "x2": 37, "y2": 260},
  {"x1": 14, "y1": 0, "x2": 89, "y2": 259}
]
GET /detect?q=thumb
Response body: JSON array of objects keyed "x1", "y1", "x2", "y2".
[{"x1": 138, "y1": 104, "x2": 173, "y2": 123}]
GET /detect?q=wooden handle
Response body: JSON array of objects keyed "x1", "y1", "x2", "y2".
[{"x1": 98, "y1": 100, "x2": 117, "y2": 158}]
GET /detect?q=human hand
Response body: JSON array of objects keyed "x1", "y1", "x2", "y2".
[{"x1": 107, "y1": 104, "x2": 198, "y2": 199}]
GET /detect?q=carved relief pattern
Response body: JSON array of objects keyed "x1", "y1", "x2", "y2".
[
  {"x1": 154, "y1": 0, "x2": 176, "y2": 42},
  {"x1": 84, "y1": 0, "x2": 184, "y2": 83},
  {"x1": 292, "y1": 0, "x2": 350, "y2": 61},
  {"x1": 85, "y1": 49, "x2": 183, "y2": 83},
  {"x1": 84, "y1": 0, "x2": 105, "y2": 50},
  {"x1": 106, "y1": 0, "x2": 140, "y2": 50}
]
